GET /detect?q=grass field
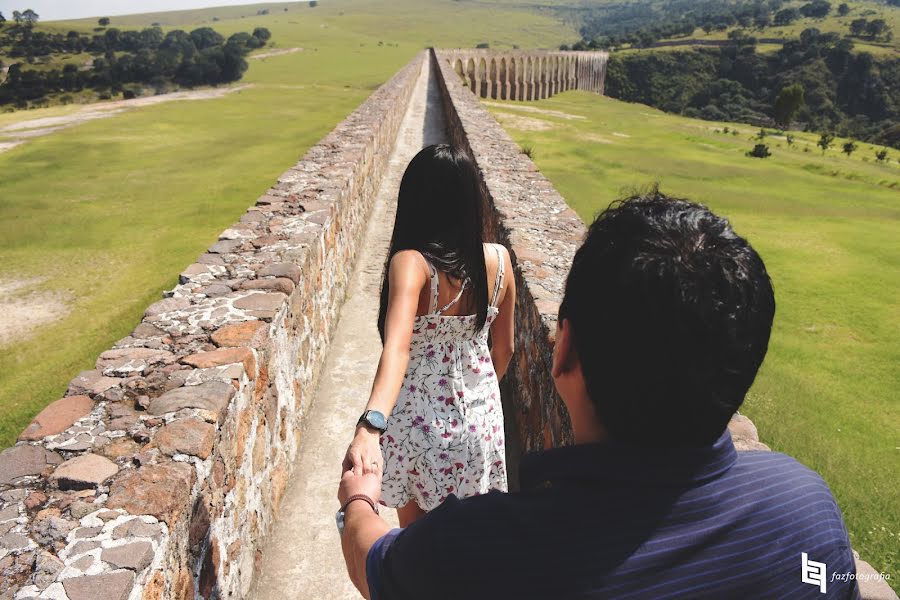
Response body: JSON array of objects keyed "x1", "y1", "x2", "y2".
[
  {"x1": 0, "y1": 0, "x2": 577, "y2": 446},
  {"x1": 487, "y1": 91, "x2": 899, "y2": 583}
]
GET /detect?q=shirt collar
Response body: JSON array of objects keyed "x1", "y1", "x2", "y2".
[{"x1": 520, "y1": 429, "x2": 738, "y2": 490}]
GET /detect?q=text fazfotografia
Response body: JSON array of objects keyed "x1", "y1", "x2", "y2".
[{"x1": 830, "y1": 572, "x2": 891, "y2": 583}]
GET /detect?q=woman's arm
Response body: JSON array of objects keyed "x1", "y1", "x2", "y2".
[
  {"x1": 490, "y1": 245, "x2": 516, "y2": 381},
  {"x1": 344, "y1": 250, "x2": 426, "y2": 475}
]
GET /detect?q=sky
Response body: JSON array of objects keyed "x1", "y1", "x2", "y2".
[{"x1": 0, "y1": 0, "x2": 279, "y2": 21}]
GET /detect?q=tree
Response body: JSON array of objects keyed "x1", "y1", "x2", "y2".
[
  {"x1": 190, "y1": 27, "x2": 224, "y2": 50},
  {"x1": 875, "y1": 149, "x2": 888, "y2": 162},
  {"x1": 842, "y1": 140, "x2": 857, "y2": 156},
  {"x1": 252, "y1": 27, "x2": 271, "y2": 43},
  {"x1": 309, "y1": 0, "x2": 318, "y2": 6},
  {"x1": 0, "y1": 12, "x2": 6, "y2": 26},
  {"x1": 747, "y1": 143, "x2": 772, "y2": 158},
  {"x1": 98, "y1": 17, "x2": 110, "y2": 27},
  {"x1": 12, "y1": 10, "x2": 22, "y2": 25},
  {"x1": 774, "y1": 8, "x2": 800, "y2": 25},
  {"x1": 818, "y1": 132, "x2": 835, "y2": 154},
  {"x1": 774, "y1": 84, "x2": 805, "y2": 128},
  {"x1": 21, "y1": 9, "x2": 39, "y2": 26},
  {"x1": 799, "y1": 1, "x2": 831, "y2": 18},
  {"x1": 837, "y1": 3, "x2": 849, "y2": 16}
]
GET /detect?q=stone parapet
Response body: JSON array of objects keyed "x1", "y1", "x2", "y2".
[
  {"x1": 0, "y1": 52, "x2": 425, "y2": 600},
  {"x1": 430, "y1": 48, "x2": 896, "y2": 600}
]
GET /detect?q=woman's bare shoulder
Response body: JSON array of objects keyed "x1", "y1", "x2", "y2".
[{"x1": 389, "y1": 250, "x2": 429, "y2": 278}]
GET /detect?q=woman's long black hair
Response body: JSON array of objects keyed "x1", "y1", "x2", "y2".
[{"x1": 377, "y1": 144, "x2": 488, "y2": 342}]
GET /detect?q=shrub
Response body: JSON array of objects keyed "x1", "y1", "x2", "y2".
[
  {"x1": 747, "y1": 143, "x2": 772, "y2": 158},
  {"x1": 521, "y1": 144, "x2": 535, "y2": 159}
]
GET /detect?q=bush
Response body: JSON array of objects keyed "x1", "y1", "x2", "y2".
[
  {"x1": 520, "y1": 144, "x2": 535, "y2": 159},
  {"x1": 747, "y1": 143, "x2": 772, "y2": 158}
]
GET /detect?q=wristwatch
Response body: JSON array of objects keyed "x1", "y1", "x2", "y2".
[
  {"x1": 336, "y1": 494, "x2": 379, "y2": 535},
  {"x1": 357, "y1": 409, "x2": 388, "y2": 433}
]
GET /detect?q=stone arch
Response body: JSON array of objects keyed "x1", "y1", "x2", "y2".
[
  {"x1": 489, "y1": 57, "x2": 498, "y2": 100},
  {"x1": 509, "y1": 57, "x2": 519, "y2": 101},
  {"x1": 540, "y1": 56, "x2": 548, "y2": 99},
  {"x1": 478, "y1": 57, "x2": 488, "y2": 98},
  {"x1": 499, "y1": 57, "x2": 508, "y2": 100},
  {"x1": 466, "y1": 57, "x2": 476, "y2": 94},
  {"x1": 453, "y1": 58, "x2": 466, "y2": 89}
]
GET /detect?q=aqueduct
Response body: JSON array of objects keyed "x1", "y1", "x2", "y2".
[
  {"x1": 441, "y1": 49, "x2": 608, "y2": 101},
  {"x1": 0, "y1": 48, "x2": 893, "y2": 600}
]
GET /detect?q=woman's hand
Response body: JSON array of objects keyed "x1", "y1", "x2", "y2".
[{"x1": 343, "y1": 426, "x2": 384, "y2": 476}]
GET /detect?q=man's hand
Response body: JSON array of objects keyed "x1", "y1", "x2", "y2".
[
  {"x1": 338, "y1": 466, "x2": 390, "y2": 600},
  {"x1": 338, "y1": 466, "x2": 383, "y2": 506}
]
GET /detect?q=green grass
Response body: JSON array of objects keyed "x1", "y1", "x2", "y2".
[
  {"x1": 488, "y1": 91, "x2": 899, "y2": 585},
  {"x1": 0, "y1": 0, "x2": 577, "y2": 445}
]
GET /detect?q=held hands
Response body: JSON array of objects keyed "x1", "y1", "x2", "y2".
[
  {"x1": 343, "y1": 425, "x2": 384, "y2": 476},
  {"x1": 338, "y1": 468, "x2": 383, "y2": 507}
]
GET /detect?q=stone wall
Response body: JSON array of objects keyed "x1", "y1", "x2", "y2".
[
  {"x1": 430, "y1": 48, "x2": 896, "y2": 600},
  {"x1": 441, "y1": 50, "x2": 607, "y2": 101},
  {"x1": 0, "y1": 52, "x2": 425, "y2": 600}
]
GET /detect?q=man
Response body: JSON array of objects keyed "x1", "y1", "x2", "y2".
[{"x1": 338, "y1": 192, "x2": 859, "y2": 599}]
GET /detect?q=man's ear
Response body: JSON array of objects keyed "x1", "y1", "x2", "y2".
[{"x1": 552, "y1": 318, "x2": 579, "y2": 379}]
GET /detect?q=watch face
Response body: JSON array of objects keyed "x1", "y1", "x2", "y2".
[
  {"x1": 367, "y1": 411, "x2": 387, "y2": 430},
  {"x1": 336, "y1": 509, "x2": 345, "y2": 534}
]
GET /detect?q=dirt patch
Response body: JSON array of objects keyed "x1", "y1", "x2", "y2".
[
  {"x1": 0, "y1": 84, "x2": 251, "y2": 154},
  {"x1": 251, "y1": 47, "x2": 304, "y2": 59},
  {"x1": 612, "y1": 132, "x2": 630, "y2": 138},
  {"x1": 0, "y1": 278, "x2": 70, "y2": 347},
  {"x1": 494, "y1": 112, "x2": 557, "y2": 132},
  {"x1": 578, "y1": 133, "x2": 613, "y2": 144},
  {"x1": 483, "y1": 101, "x2": 586, "y2": 121}
]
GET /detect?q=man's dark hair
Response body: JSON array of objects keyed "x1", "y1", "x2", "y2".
[{"x1": 559, "y1": 190, "x2": 775, "y2": 447}]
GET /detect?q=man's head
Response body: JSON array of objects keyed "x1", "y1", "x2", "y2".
[{"x1": 553, "y1": 190, "x2": 775, "y2": 447}]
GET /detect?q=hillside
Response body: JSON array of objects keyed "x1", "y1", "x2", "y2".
[
  {"x1": 0, "y1": 0, "x2": 577, "y2": 446},
  {"x1": 486, "y1": 90, "x2": 899, "y2": 589}
]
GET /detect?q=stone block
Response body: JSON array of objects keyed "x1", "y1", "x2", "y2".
[
  {"x1": 19, "y1": 395, "x2": 94, "y2": 442},
  {"x1": 233, "y1": 292, "x2": 288, "y2": 320},
  {"x1": 182, "y1": 347, "x2": 256, "y2": 379},
  {"x1": 147, "y1": 381, "x2": 235, "y2": 418},
  {"x1": 101, "y1": 541, "x2": 154, "y2": 571},
  {"x1": 257, "y1": 263, "x2": 302, "y2": 284},
  {"x1": 50, "y1": 454, "x2": 119, "y2": 490},
  {"x1": 153, "y1": 418, "x2": 216, "y2": 459},
  {"x1": 211, "y1": 321, "x2": 268, "y2": 348},
  {"x1": 68, "y1": 369, "x2": 121, "y2": 397},
  {"x1": 63, "y1": 570, "x2": 135, "y2": 600},
  {"x1": 107, "y1": 462, "x2": 195, "y2": 526},
  {"x1": 0, "y1": 445, "x2": 63, "y2": 486}
]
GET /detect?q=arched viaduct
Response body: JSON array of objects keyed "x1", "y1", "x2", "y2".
[{"x1": 440, "y1": 49, "x2": 608, "y2": 101}]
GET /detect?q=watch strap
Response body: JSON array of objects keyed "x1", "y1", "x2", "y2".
[{"x1": 341, "y1": 494, "x2": 379, "y2": 515}]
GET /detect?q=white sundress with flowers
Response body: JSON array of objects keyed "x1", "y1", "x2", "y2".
[{"x1": 380, "y1": 244, "x2": 508, "y2": 511}]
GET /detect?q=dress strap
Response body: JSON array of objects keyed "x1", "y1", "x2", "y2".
[
  {"x1": 425, "y1": 259, "x2": 439, "y2": 314},
  {"x1": 436, "y1": 277, "x2": 468, "y2": 315},
  {"x1": 490, "y1": 244, "x2": 505, "y2": 308}
]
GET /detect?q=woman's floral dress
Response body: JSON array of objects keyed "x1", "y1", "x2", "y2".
[{"x1": 380, "y1": 244, "x2": 508, "y2": 511}]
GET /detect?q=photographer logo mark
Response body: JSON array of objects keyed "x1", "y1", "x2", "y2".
[{"x1": 802, "y1": 552, "x2": 827, "y2": 593}]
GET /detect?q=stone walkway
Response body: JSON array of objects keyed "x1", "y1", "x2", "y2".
[{"x1": 250, "y1": 57, "x2": 449, "y2": 599}]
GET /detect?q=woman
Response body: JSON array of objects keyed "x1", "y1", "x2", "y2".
[{"x1": 343, "y1": 144, "x2": 516, "y2": 527}]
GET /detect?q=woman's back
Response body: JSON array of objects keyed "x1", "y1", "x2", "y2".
[{"x1": 380, "y1": 243, "x2": 510, "y2": 511}]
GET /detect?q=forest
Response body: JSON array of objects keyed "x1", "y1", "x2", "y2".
[
  {"x1": 559, "y1": 0, "x2": 900, "y2": 147},
  {"x1": 0, "y1": 15, "x2": 271, "y2": 107},
  {"x1": 605, "y1": 30, "x2": 900, "y2": 147}
]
